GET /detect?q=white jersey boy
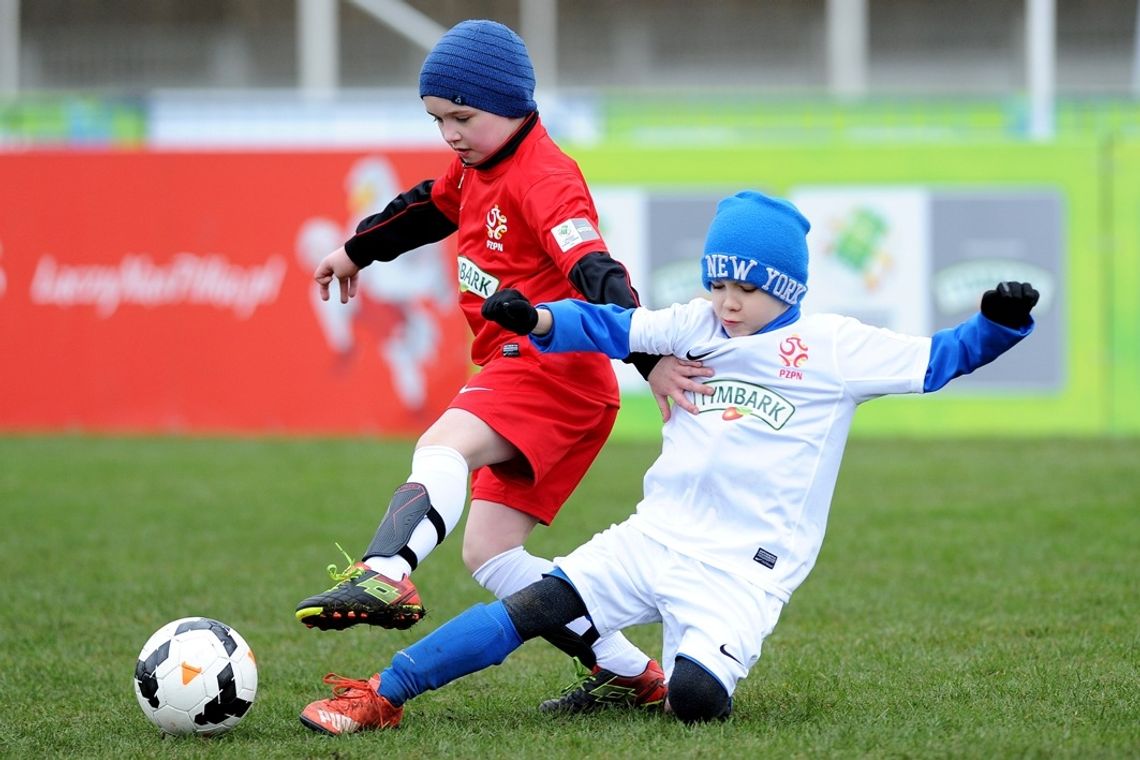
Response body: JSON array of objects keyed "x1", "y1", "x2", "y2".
[
  {"x1": 570, "y1": 301, "x2": 933, "y2": 603},
  {"x1": 299, "y1": 190, "x2": 1038, "y2": 732}
]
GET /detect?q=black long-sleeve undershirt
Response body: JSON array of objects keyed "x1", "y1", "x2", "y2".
[{"x1": 343, "y1": 180, "x2": 457, "y2": 267}]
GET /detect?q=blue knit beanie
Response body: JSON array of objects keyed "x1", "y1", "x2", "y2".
[
  {"x1": 419, "y1": 19, "x2": 537, "y2": 118},
  {"x1": 701, "y1": 191, "x2": 811, "y2": 306}
]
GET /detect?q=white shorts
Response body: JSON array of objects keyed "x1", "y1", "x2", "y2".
[{"x1": 555, "y1": 521, "x2": 784, "y2": 695}]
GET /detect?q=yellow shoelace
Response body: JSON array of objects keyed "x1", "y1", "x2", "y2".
[
  {"x1": 325, "y1": 542, "x2": 364, "y2": 584},
  {"x1": 559, "y1": 657, "x2": 595, "y2": 694}
]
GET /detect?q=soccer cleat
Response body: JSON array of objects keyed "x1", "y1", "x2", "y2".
[
  {"x1": 539, "y1": 658, "x2": 668, "y2": 714},
  {"x1": 299, "y1": 673, "x2": 402, "y2": 735},
  {"x1": 295, "y1": 545, "x2": 425, "y2": 631}
]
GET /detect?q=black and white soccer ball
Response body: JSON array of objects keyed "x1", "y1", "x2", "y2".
[{"x1": 133, "y1": 617, "x2": 258, "y2": 737}]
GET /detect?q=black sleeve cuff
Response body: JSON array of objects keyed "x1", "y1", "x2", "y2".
[
  {"x1": 568, "y1": 252, "x2": 642, "y2": 308},
  {"x1": 626, "y1": 352, "x2": 662, "y2": 381}
]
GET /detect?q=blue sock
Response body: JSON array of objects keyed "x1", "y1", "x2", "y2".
[{"x1": 377, "y1": 601, "x2": 523, "y2": 707}]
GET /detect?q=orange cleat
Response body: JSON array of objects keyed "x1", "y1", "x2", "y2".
[{"x1": 299, "y1": 673, "x2": 403, "y2": 735}]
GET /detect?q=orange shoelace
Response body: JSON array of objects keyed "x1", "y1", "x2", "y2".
[{"x1": 322, "y1": 673, "x2": 374, "y2": 699}]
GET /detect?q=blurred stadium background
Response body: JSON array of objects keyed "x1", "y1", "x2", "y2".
[
  {"x1": 5, "y1": 1, "x2": 1140, "y2": 95},
  {"x1": 1, "y1": 0, "x2": 1138, "y2": 437}
]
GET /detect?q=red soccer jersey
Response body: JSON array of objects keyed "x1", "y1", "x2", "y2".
[{"x1": 431, "y1": 118, "x2": 616, "y2": 378}]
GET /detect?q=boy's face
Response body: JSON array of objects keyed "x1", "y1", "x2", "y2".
[
  {"x1": 423, "y1": 96, "x2": 525, "y2": 165},
  {"x1": 709, "y1": 279, "x2": 789, "y2": 337}
]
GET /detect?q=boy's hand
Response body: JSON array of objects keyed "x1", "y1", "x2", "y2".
[
  {"x1": 313, "y1": 246, "x2": 360, "y2": 304},
  {"x1": 980, "y1": 281, "x2": 1039, "y2": 328},
  {"x1": 482, "y1": 288, "x2": 539, "y2": 334},
  {"x1": 649, "y1": 356, "x2": 715, "y2": 422}
]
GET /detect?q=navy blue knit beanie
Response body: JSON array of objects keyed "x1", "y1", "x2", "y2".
[
  {"x1": 701, "y1": 191, "x2": 811, "y2": 306},
  {"x1": 419, "y1": 19, "x2": 537, "y2": 118}
]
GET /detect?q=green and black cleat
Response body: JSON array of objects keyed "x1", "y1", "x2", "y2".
[
  {"x1": 539, "y1": 658, "x2": 667, "y2": 714},
  {"x1": 295, "y1": 545, "x2": 425, "y2": 631}
]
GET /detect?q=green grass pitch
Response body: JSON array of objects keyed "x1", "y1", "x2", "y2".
[{"x1": 1, "y1": 435, "x2": 1136, "y2": 758}]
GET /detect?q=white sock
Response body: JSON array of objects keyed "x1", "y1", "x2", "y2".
[
  {"x1": 364, "y1": 445, "x2": 469, "y2": 579},
  {"x1": 472, "y1": 546, "x2": 651, "y2": 678},
  {"x1": 589, "y1": 631, "x2": 652, "y2": 677}
]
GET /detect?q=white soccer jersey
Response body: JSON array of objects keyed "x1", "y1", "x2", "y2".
[{"x1": 624, "y1": 298, "x2": 932, "y2": 601}]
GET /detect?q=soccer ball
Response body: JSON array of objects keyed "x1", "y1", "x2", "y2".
[{"x1": 133, "y1": 617, "x2": 258, "y2": 737}]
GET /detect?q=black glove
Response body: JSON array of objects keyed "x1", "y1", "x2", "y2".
[
  {"x1": 481, "y1": 288, "x2": 539, "y2": 335},
  {"x1": 980, "y1": 281, "x2": 1039, "y2": 328}
]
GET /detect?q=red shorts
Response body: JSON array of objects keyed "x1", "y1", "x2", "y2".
[{"x1": 449, "y1": 352, "x2": 620, "y2": 525}]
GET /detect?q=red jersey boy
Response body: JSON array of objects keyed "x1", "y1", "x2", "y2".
[{"x1": 296, "y1": 19, "x2": 711, "y2": 712}]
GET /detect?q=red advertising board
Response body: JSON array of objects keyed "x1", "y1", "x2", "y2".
[{"x1": 0, "y1": 151, "x2": 470, "y2": 435}]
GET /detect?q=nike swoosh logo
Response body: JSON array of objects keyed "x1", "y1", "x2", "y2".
[
  {"x1": 458, "y1": 386, "x2": 492, "y2": 394},
  {"x1": 719, "y1": 644, "x2": 742, "y2": 664},
  {"x1": 685, "y1": 349, "x2": 715, "y2": 361}
]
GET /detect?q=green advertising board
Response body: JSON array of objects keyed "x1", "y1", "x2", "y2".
[
  {"x1": 0, "y1": 96, "x2": 145, "y2": 147},
  {"x1": 1110, "y1": 138, "x2": 1140, "y2": 434},
  {"x1": 570, "y1": 139, "x2": 1111, "y2": 438}
]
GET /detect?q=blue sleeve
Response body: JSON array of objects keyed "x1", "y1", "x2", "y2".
[
  {"x1": 924, "y1": 313, "x2": 1034, "y2": 392},
  {"x1": 530, "y1": 300, "x2": 635, "y2": 359}
]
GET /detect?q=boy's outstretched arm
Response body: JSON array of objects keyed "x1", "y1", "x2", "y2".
[
  {"x1": 483, "y1": 283, "x2": 713, "y2": 419},
  {"x1": 925, "y1": 281, "x2": 1039, "y2": 392},
  {"x1": 482, "y1": 289, "x2": 636, "y2": 358}
]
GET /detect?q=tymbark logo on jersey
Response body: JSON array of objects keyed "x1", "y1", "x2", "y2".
[
  {"x1": 458, "y1": 256, "x2": 500, "y2": 299},
  {"x1": 694, "y1": 380, "x2": 795, "y2": 429}
]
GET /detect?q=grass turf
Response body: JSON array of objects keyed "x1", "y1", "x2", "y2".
[{"x1": 0, "y1": 435, "x2": 1136, "y2": 758}]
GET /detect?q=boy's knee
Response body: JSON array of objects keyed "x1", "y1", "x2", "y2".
[
  {"x1": 461, "y1": 533, "x2": 513, "y2": 573},
  {"x1": 667, "y1": 657, "x2": 732, "y2": 723},
  {"x1": 460, "y1": 542, "x2": 487, "y2": 574}
]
